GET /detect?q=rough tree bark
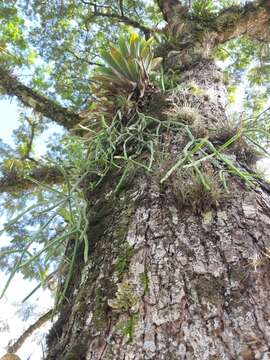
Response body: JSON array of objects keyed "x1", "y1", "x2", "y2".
[{"x1": 45, "y1": 49, "x2": 270, "y2": 360}]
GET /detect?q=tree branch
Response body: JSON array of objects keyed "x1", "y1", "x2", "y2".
[
  {"x1": 7, "y1": 309, "x2": 52, "y2": 354},
  {"x1": 91, "y1": 11, "x2": 153, "y2": 37},
  {"x1": 0, "y1": 67, "x2": 82, "y2": 130},
  {"x1": 20, "y1": 117, "x2": 37, "y2": 162},
  {"x1": 156, "y1": 0, "x2": 188, "y2": 23},
  {"x1": 0, "y1": 166, "x2": 64, "y2": 194},
  {"x1": 80, "y1": 0, "x2": 111, "y2": 9},
  {"x1": 211, "y1": 1, "x2": 270, "y2": 44},
  {"x1": 119, "y1": 0, "x2": 124, "y2": 17},
  {"x1": 65, "y1": 48, "x2": 103, "y2": 67}
]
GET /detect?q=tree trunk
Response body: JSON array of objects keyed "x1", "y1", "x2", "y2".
[{"x1": 45, "y1": 59, "x2": 270, "y2": 360}]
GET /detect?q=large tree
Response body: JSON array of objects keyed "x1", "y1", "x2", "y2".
[{"x1": 1, "y1": 0, "x2": 270, "y2": 359}]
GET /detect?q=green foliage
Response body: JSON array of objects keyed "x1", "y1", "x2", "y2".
[
  {"x1": 83, "y1": 106, "x2": 267, "y2": 213},
  {"x1": 227, "y1": 84, "x2": 237, "y2": 104},
  {"x1": 92, "y1": 32, "x2": 162, "y2": 117},
  {"x1": 0, "y1": 136, "x2": 90, "y2": 309},
  {"x1": 216, "y1": 38, "x2": 270, "y2": 117},
  {"x1": 81, "y1": 112, "x2": 161, "y2": 186},
  {"x1": 190, "y1": 0, "x2": 240, "y2": 18},
  {"x1": 0, "y1": 3, "x2": 40, "y2": 72},
  {"x1": 160, "y1": 126, "x2": 259, "y2": 187},
  {"x1": 191, "y1": 0, "x2": 217, "y2": 20},
  {"x1": 156, "y1": 24, "x2": 186, "y2": 49},
  {"x1": 2, "y1": 158, "x2": 25, "y2": 174},
  {"x1": 153, "y1": 68, "x2": 180, "y2": 92},
  {"x1": 171, "y1": 167, "x2": 229, "y2": 212}
]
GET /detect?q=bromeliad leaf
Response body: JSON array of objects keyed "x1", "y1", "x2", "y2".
[
  {"x1": 93, "y1": 32, "x2": 162, "y2": 104},
  {"x1": 82, "y1": 32, "x2": 163, "y2": 131}
]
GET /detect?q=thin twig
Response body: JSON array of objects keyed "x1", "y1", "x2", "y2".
[{"x1": 7, "y1": 309, "x2": 53, "y2": 354}]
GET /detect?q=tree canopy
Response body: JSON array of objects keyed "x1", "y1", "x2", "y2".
[{"x1": 0, "y1": 0, "x2": 270, "y2": 315}]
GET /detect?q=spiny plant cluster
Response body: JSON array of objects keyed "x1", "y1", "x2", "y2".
[
  {"x1": 84, "y1": 32, "x2": 162, "y2": 128},
  {"x1": 96, "y1": 33, "x2": 162, "y2": 98}
]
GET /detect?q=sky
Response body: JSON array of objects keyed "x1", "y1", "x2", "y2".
[
  {"x1": 0, "y1": 99, "x2": 21, "y2": 144},
  {"x1": 0, "y1": 99, "x2": 54, "y2": 359}
]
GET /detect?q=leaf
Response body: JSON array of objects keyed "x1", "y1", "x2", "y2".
[
  {"x1": 100, "y1": 49, "x2": 126, "y2": 77},
  {"x1": 129, "y1": 32, "x2": 139, "y2": 58},
  {"x1": 58, "y1": 208, "x2": 72, "y2": 223},
  {"x1": 93, "y1": 32, "x2": 163, "y2": 115},
  {"x1": 110, "y1": 46, "x2": 137, "y2": 81},
  {"x1": 118, "y1": 36, "x2": 130, "y2": 59}
]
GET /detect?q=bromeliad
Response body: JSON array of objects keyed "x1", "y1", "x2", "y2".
[{"x1": 91, "y1": 32, "x2": 162, "y2": 122}]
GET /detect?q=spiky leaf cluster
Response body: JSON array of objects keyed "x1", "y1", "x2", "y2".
[{"x1": 91, "y1": 33, "x2": 162, "y2": 117}]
